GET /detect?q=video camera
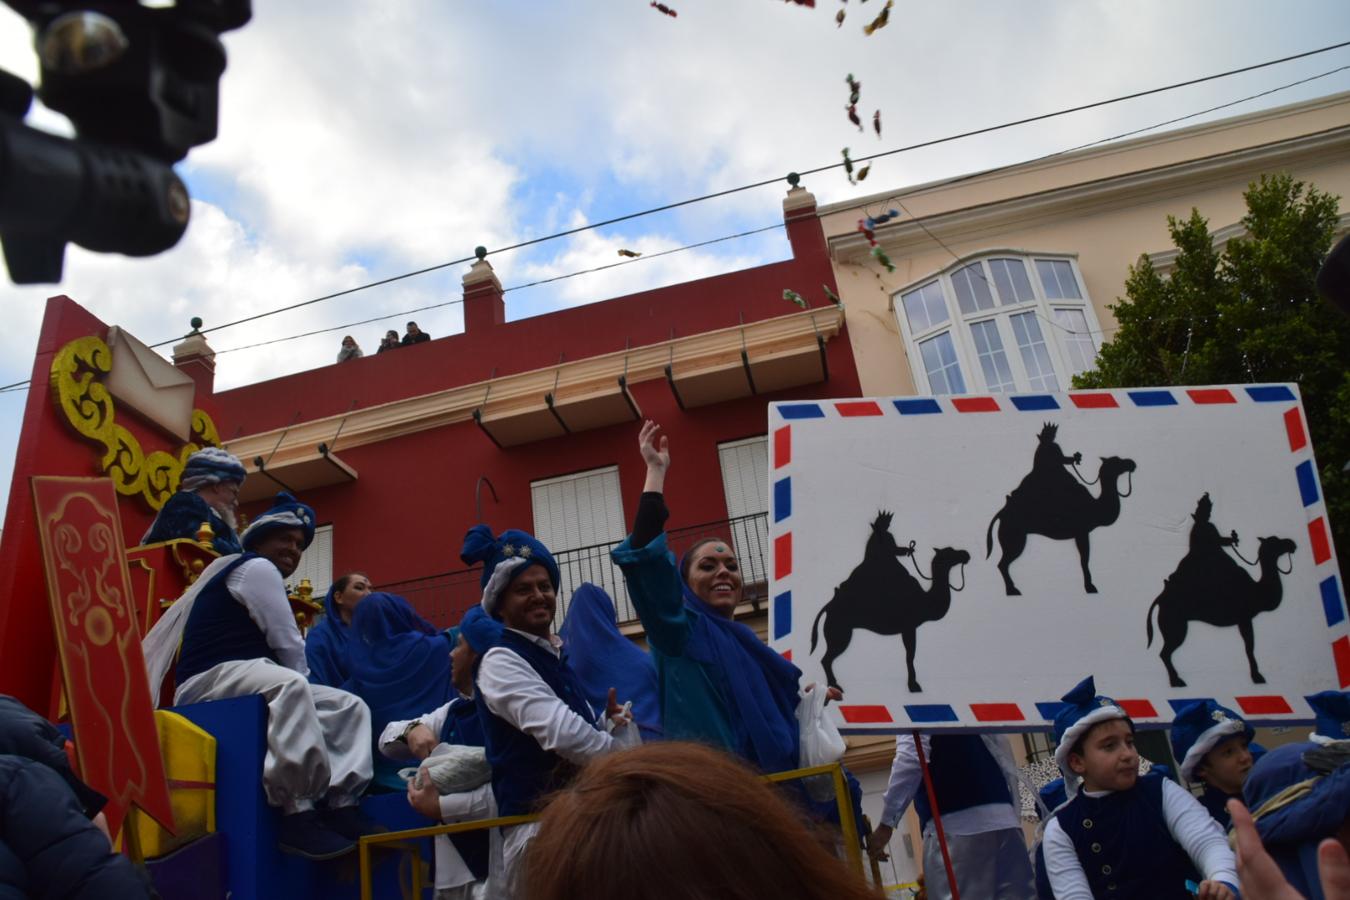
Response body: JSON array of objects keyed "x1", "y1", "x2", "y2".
[{"x1": 0, "y1": 0, "x2": 250, "y2": 284}]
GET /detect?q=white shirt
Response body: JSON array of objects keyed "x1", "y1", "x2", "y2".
[
  {"x1": 227, "y1": 558, "x2": 308, "y2": 675},
  {"x1": 879, "y1": 734, "x2": 1022, "y2": 836},
  {"x1": 379, "y1": 698, "x2": 464, "y2": 759},
  {"x1": 476, "y1": 628, "x2": 639, "y2": 764},
  {"x1": 1042, "y1": 777, "x2": 1238, "y2": 899}
]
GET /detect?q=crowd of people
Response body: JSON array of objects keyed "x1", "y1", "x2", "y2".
[
  {"x1": 11, "y1": 421, "x2": 1343, "y2": 899},
  {"x1": 334, "y1": 321, "x2": 432, "y2": 362}
]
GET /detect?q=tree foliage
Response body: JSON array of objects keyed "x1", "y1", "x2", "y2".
[{"x1": 1075, "y1": 173, "x2": 1349, "y2": 561}]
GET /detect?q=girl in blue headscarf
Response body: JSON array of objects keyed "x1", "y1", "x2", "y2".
[
  {"x1": 610, "y1": 421, "x2": 840, "y2": 775},
  {"x1": 559, "y1": 583, "x2": 662, "y2": 742},
  {"x1": 345, "y1": 593, "x2": 455, "y2": 791},
  {"x1": 304, "y1": 572, "x2": 371, "y2": 687}
]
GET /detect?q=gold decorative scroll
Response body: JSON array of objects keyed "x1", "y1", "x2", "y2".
[{"x1": 51, "y1": 335, "x2": 222, "y2": 512}]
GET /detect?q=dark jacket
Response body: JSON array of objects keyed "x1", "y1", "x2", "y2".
[
  {"x1": 0, "y1": 755, "x2": 155, "y2": 899},
  {"x1": 0, "y1": 696, "x2": 105, "y2": 818},
  {"x1": 401, "y1": 331, "x2": 430, "y2": 345}
]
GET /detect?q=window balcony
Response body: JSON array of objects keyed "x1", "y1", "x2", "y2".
[{"x1": 384, "y1": 512, "x2": 772, "y2": 632}]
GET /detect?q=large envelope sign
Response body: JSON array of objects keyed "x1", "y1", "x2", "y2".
[{"x1": 768, "y1": 386, "x2": 1347, "y2": 733}]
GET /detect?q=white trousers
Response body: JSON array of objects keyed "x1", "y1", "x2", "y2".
[
  {"x1": 176, "y1": 658, "x2": 373, "y2": 813},
  {"x1": 921, "y1": 826, "x2": 1037, "y2": 900},
  {"x1": 485, "y1": 821, "x2": 539, "y2": 900}
]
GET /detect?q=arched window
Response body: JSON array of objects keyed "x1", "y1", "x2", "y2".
[{"x1": 894, "y1": 254, "x2": 1103, "y2": 395}]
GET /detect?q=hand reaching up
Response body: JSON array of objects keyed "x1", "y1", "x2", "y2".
[{"x1": 640, "y1": 420, "x2": 670, "y2": 492}]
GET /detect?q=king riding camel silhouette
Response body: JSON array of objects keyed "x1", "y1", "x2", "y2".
[
  {"x1": 986, "y1": 423, "x2": 1136, "y2": 595},
  {"x1": 810, "y1": 511, "x2": 970, "y2": 692},
  {"x1": 1147, "y1": 492, "x2": 1297, "y2": 687}
]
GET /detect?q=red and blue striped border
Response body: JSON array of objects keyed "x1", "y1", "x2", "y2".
[{"x1": 769, "y1": 384, "x2": 1347, "y2": 728}]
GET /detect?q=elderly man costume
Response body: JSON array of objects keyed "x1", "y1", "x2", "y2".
[
  {"x1": 142, "y1": 493, "x2": 376, "y2": 860},
  {"x1": 142, "y1": 447, "x2": 247, "y2": 556},
  {"x1": 460, "y1": 525, "x2": 640, "y2": 899}
]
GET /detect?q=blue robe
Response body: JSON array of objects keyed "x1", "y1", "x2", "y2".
[
  {"x1": 344, "y1": 593, "x2": 454, "y2": 791},
  {"x1": 305, "y1": 585, "x2": 352, "y2": 687},
  {"x1": 142, "y1": 491, "x2": 241, "y2": 556},
  {"x1": 559, "y1": 583, "x2": 662, "y2": 741}
]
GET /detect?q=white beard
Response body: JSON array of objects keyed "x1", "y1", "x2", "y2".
[{"x1": 212, "y1": 503, "x2": 239, "y2": 533}]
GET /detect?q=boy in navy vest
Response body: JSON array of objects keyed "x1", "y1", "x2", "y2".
[
  {"x1": 868, "y1": 734, "x2": 1035, "y2": 899},
  {"x1": 460, "y1": 525, "x2": 639, "y2": 899},
  {"x1": 143, "y1": 492, "x2": 376, "y2": 860},
  {"x1": 1170, "y1": 699, "x2": 1256, "y2": 830},
  {"x1": 1042, "y1": 676, "x2": 1237, "y2": 899}
]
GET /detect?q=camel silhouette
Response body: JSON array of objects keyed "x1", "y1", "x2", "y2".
[
  {"x1": 985, "y1": 437, "x2": 1137, "y2": 595},
  {"x1": 1146, "y1": 531, "x2": 1297, "y2": 688},
  {"x1": 809, "y1": 518, "x2": 970, "y2": 693}
]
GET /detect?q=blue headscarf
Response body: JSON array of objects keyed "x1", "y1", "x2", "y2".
[
  {"x1": 678, "y1": 547, "x2": 802, "y2": 774},
  {"x1": 559, "y1": 583, "x2": 662, "y2": 742},
  {"x1": 459, "y1": 605, "x2": 504, "y2": 656},
  {"x1": 304, "y1": 581, "x2": 354, "y2": 687},
  {"x1": 345, "y1": 593, "x2": 454, "y2": 790}
]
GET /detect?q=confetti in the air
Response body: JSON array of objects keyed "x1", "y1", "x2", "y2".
[
  {"x1": 783, "y1": 289, "x2": 808, "y2": 309},
  {"x1": 618, "y1": 249, "x2": 642, "y2": 258},
  {"x1": 846, "y1": 104, "x2": 862, "y2": 131},
  {"x1": 650, "y1": 2, "x2": 678, "y2": 17},
  {"x1": 862, "y1": 0, "x2": 892, "y2": 34}
]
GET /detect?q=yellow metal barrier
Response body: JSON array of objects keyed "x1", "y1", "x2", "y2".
[{"x1": 358, "y1": 762, "x2": 863, "y2": 899}]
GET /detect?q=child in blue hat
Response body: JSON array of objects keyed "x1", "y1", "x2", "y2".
[
  {"x1": 1170, "y1": 699, "x2": 1255, "y2": 830},
  {"x1": 1041, "y1": 676, "x2": 1238, "y2": 899}
]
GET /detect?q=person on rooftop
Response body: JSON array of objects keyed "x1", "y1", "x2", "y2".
[
  {"x1": 402, "y1": 321, "x2": 430, "y2": 345},
  {"x1": 336, "y1": 335, "x2": 363, "y2": 362},
  {"x1": 377, "y1": 330, "x2": 401, "y2": 353}
]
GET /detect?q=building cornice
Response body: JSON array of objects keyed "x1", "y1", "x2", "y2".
[
  {"x1": 828, "y1": 126, "x2": 1350, "y2": 262},
  {"x1": 1145, "y1": 211, "x2": 1350, "y2": 273},
  {"x1": 227, "y1": 306, "x2": 844, "y2": 471}
]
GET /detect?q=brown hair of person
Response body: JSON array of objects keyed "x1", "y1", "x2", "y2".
[
  {"x1": 331, "y1": 571, "x2": 368, "y2": 595},
  {"x1": 523, "y1": 741, "x2": 879, "y2": 900},
  {"x1": 679, "y1": 536, "x2": 728, "y2": 580}
]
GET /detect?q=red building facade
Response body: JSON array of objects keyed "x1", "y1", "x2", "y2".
[{"x1": 211, "y1": 182, "x2": 861, "y2": 626}]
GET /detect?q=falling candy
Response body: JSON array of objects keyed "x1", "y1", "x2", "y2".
[
  {"x1": 855, "y1": 163, "x2": 871, "y2": 182},
  {"x1": 846, "y1": 73, "x2": 861, "y2": 105},
  {"x1": 650, "y1": 1, "x2": 677, "y2": 17},
  {"x1": 841, "y1": 147, "x2": 855, "y2": 182},
  {"x1": 862, "y1": 0, "x2": 892, "y2": 34},
  {"x1": 870, "y1": 208, "x2": 900, "y2": 225},
  {"x1": 856, "y1": 218, "x2": 876, "y2": 245},
  {"x1": 871, "y1": 245, "x2": 896, "y2": 273},
  {"x1": 618, "y1": 249, "x2": 642, "y2": 258},
  {"x1": 873, "y1": 109, "x2": 881, "y2": 138},
  {"x1": 846, "y1": 104, "x2": 862, "y2": 131},
  {"x1": 835, "y1": 8, "x2": 845, "y2": 25},
  {"x1": 823, "y1": 284, "x2": 843, "y2": 306},
  {"x1": 783, "y1": 289, "x2": 808, "y2": 309}
]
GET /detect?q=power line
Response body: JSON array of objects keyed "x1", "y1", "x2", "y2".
[
  {"x1": 4, "y1": 41, "x2": 1349, "y2": 393},
  {"x1": 132, "y1": 38, "x2": 1349, "y2": 349}
]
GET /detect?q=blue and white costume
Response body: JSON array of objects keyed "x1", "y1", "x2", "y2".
[
  {"x1": 879, "y1": 733, "x2": 1034, "y2": 900},
  {"x1": 142, "y1": 493, "x2": 373, "y2": 856},
  {"x1": 1170, "y1": 699, "x2": 1254, "y2": 830},
  {"x1": 141, "y1": 447, "x2": 247, "y2": 555},
  {"x1": 1041, "y1": 677, "x2": 1237, "y2": 900},
  {"x1": 462, "y1": 526, "x2": 639, "y2": 899},
  {"x1": 304, "y1": 582, "x2": 355, "y2": 688}
]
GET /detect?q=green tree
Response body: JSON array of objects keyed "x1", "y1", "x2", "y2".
[{"x1": 1075, "y1": 173, "x2": 1349, "y2": 561}]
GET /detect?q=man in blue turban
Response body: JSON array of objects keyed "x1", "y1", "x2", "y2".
[
  {"x1": 460, "y1": 524, "x2": 639, "y2": 898},
  {"x1": 142, "y1": 493, "x2": 377, "y2": 861},
  {"x1": 142, "y1": 447, "x2": 248, "y2": 555}
]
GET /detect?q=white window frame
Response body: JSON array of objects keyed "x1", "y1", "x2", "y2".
[
  {"x1": 894, "y1": 253, "x2": 1103, "y2": 396},
  {"x1": 530, "y1": 466, "x2": 630, "y2": 622},
  {"x1": 717, "y1": 436, "x2": 772, "y2": 589},
  {"x1": 292, "y1": 523, "x2": 334, "y2": 597}
]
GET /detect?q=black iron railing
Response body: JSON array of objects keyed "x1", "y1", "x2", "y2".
[{"x1": 384, "y1": 512, "x2": 771, "y2": 630}]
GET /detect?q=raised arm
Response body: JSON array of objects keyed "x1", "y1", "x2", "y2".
[{"x1": 611, "y1": 421, "x2": 692, "y2": 656}]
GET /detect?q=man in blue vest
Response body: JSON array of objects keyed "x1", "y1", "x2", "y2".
[
  {"x1": 460, "y1": 525, "x2": 640, "y2": 898},
  {"x1": 867, "y1": 734, "x2": 1035, "y2": 900},
  {"x1": 146, "y1": 492, "x2": 376, "y2": 860}
]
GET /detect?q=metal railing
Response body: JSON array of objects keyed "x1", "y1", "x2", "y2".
[
  {"x1": 357, "y1": 760, "x2": 864, "y2": 900},
  {"x1": 383, "y1": 512, "x2": 771, "y2": 630}
]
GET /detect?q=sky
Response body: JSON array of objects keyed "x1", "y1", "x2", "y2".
[{"x1": 1, "y1": 0, "x2": 1349, "y2": 522}]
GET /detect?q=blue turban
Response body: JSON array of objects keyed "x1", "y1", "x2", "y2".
[
  {"x1": 459, "y1": 525, "x2": 559, "y2": 617},
  {"x1": 179, "y1": 447, "x2": 247, "y2": 491},
  {"x1": 1051, "y1": 676, "x2": 1129, "y2": 793},
  {"x1": 1170, "y1": 699, "x2": 1253, "y2": 786},
  {"x1": 240, "y1": 492, "x2": 316, "y2": 551},
  {"x1": 458, "y1": 605, "x2": 504, "y2": 655},
  {"x1": 560, "y1": 583, "x2": 662, "y2": 742},
  {"x1": 345, "y1": 593, "x2": 454, "y2": 790}
]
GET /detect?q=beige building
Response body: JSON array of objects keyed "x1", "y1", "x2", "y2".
[
  {"x1": 816, "y1": 91, "x2": 1350, "y2": 892},
  {"x1": 820, "y1": 91, "x2": 1350, "y2": 401}
]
